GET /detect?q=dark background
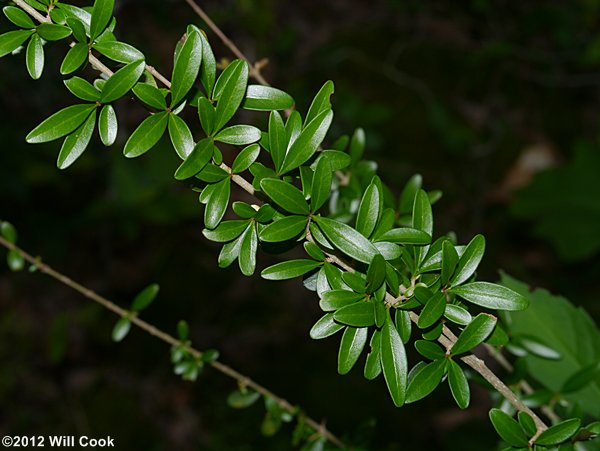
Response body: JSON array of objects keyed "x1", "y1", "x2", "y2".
[{"x1": 1, "y1": 0, "x2": 600, "y2": 449}]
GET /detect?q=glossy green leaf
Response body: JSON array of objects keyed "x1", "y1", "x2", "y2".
[
  {"x1": 314, "y1": 216, "x2": 378, "y2": 264},
  {"x1": 215, "y1": 125, "x2": 261, "y2": 145},
  {"x1": 305, "y1": 80, "x2": 334, "y2": 125},
  {"x1": 488, "y1": 409, "x2": 529, "y2": 447},
  {"x1": 3, "y1": 7, "x2": 35, "y2": 29},
  {"x1": 444, "y1": 304, "x2": 472, "y2": 326},
  {"x1": 447, "y1": 359, "x2": 470, "y2": 409},
  {"x1": 203, "y1": 220, "x2": 248, "y2": 243},
  {"x1": 171, "y1": 30, "x2": 202, "y2": 106},
  {"x1": 414, "y1": 340, "x2": 445, "y2": 360},
  {"x1": 319, "y1": 290, "x2": 363, "y2": 312},
  {"x1": 197, "y1": 164, "x2": 228, "y2": 183},
  {"x1": 376, "y1": 228, "x2": 431, "y2": 245},
  {"x1": 166, "y1": 113, "x2": 194, "y2": 159},
  {"x1": 406, "y1": 359, "x2": 446, "y2": 403},
  {"x1": 279, "y1": 109, "x2": 333, "y2": 174},
  {"x1": 333, "y1": 302, "x2": 375, "y2": 327},
  {"x1": 355, "y1": 182, "x2": 380, "y2": 238},
  {"x1": 100, "y1": 59, "x2": 145, "y2": 103},
  {"x1": 218, "y1": 236, "x2": 242, "y2": 268},
  {"x1": 227, "y1": 390, "x2": 261, "y2": 409},
  {"x1": 213, "y1": 59, "x2": 248, "y2": 132},
  {"x1": 364, "y1": 329, "x2": 382, "y2": 380},
  {"x1": 243, "y1": 85, "x2": 294, "y2": 111},
  {"x1": 93, "y1": 41, "x2": 145, "y2": 64},
  {"x1": 366, "y1": 253, "x2": 386, "y2": 293},
  {"x1": 417, "y1": 292, "x2": 446, "y2": 329},
  {"x1": 59, "y1": 4, "x2": 92, "y2": 31},
  {"x1": 268, "y1": 111, "x2": 286, "y2": 171},
  {"x1": 518, "y1": 412, "x2": 537, "y2": 437},
  {"x1": 60, "y1": 42, "x2": 88, "y2": 75},
  {"x1": 304, "y1": 242, "x2": 325, "y2": 261},
  {"x1": 381, "y1": 313, "x2": 408, "y2": 407},
  {"x1": 89, "y1": 0, "x2": 114, "y2": 40},
  {"x1": 451, "y1": 313, "x2": 497, "y2": 355},
  {"x1": 260, "y1": 178, "x2": 309, "y2": 215},
  {"x1": 261, "y1": 259, "x2": 321, "y2": 280},
  {"x1": 7, "y1": 250, "x2": 25, "y2": 271},
  {"x1": 413, "y1": 189, "x2": 433, "y2": 265},
  {"x1": 441, "y1": 240, "x2": 458, "y2": 286},
  {"x1": 123, "y1": 111, "x2": 168, "y2": 158},
  {"x1": 195, "y1": 96, "x2": 215, "y2": 136},
  {"x1": 66, "y1": 18, "x2": 87, "y2": 43},
  {"x1": 97, "y1": 104, "x2": 117, "y2": 146},
  {"x1": 27, "y1": 104, "x2": 96, "y2": 144},
  {"x1": 285, "y1": 110, "x2": 302, "y2": 147},
  {"x1": 451, "y1": 234, "x2": 485, "y2": 287},
  {"x1": 197, "y1": 30, "x2": 216, "y2": 95},
  {"x1": 133, "y1": 83, "x2": 167, "y2": 110},
  {"x1": 204, "y1": 178, "x2": 231, "y2": 229},
  {"x1": 112, "y1": 317, "x2": 131, "y2": 342},
  {"x1": 25, "y1": 34, "x2": 44, "y2": 80},
  {"x1": 310, "y1": 313, "x2": 344, "y2": 340},
  {"x1": 36, "y1": 23, "x2": 71, "y2": 41},
  {"x1": 259, "y1": 216, "x2": 307, "y2": 242},
  {"x1": 238, "y1": 224, "x2": 257, "y2": 276},
  {"x1": 338, "y1": 326, "x2": 368, "y2": 375},
  {"x1": 0, "y1": 30, "x2": 34, "y2": 57},
  {"x1": 64, "y1": 77, "x2": 100, "y2": 102},
  {"x1": 131, "y1": 284, "x2": 159, "y2": 312},
  {"x1": 56, "y1": 110, "x2": 96, "y2": 169},
  {"x1": 451, "y1": 282, "x2": 529, "y2": 311},
  {"x1": 536, "y1": 419, "x2": 581, "y2": 446},
  {"x1": 231, "y1": 143, "x2": 260, "y2": 174},
  {"x1": 395, "y1": 309, "x2": 412, "y2": 344}
]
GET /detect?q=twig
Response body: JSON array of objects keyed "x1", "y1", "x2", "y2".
[{"x1": 0, "y1": 236, "x2": 346, "y2": 449}]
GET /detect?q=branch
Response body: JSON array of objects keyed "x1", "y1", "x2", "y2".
[{"x1": 0, "y1": 236, "x2": 346, "y2": 449}]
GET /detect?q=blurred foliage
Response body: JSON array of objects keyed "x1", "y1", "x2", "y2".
[{"x1": 1, "y1": 0, "x2": 600, "y2": 450}]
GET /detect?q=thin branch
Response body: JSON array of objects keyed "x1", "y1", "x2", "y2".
[
  {"x1": 0, "y1": 236, "x2": 346, "y2": 449},
  {"x1": 182, "y1": 0, "x2": 270, "y2": 86}
]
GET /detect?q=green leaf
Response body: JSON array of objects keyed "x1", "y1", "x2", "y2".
[
  {"x1": 27, "y1": 104, "x2": 96, "y2": 144},
  {"x1": 417, "y1": 292, "x2": 446, "y2": 329},
  {"x1": 268, "y1": 111, "x2": 286, "y2": 171},
  {"x1": 25, "y1": 34, "x2": 44, "y2": 80},
  {"x1": 197, "y1": 30, "x2": 216, "y2": 95},
  {"x1": 355, "y1": 182, "x2": 380, "y2": 238},
  {"x1": 261, "y1": 259, "x2": 321, "y2": 280},
  {"x1": 3, "y1": 6, "x2": 35, "y2": 29},
  {"x1": 406, "y1": 359, "x2": 446, "y2": 403},
  {"x1": 204, "y1": 178, "x2": 231, "y2": 229},
  {"x1": 167, "y1": 113, "x2": 194, "y2": 159},
  {"x1": 451, "y1": 282, "x2": 529, "y2": 311},
  {"x1": 518, "y1": 412, "x2": 537, "y2": 437},
  {"x1": 215, "y1": 125, "x2": 261, "y2": 145},
  {"x1": 7, "y1": 249, "x2": 24, "y2": 271},
  {"x1": 177, "y1": 320, "x2": 189, "y2": 340},
  {"x1": 441, "y1": 240, "x2": 459, "y2": 286},
  {"x1": 279, "y1": 109, "x2": 333, "y2": 174},
  {"x1": 319, "y1": 290, "x2": 363, "y2": 311},
  {"x1": 337, "y1": 326, "x2": 368, "y2": 375},
  {"x1": 310, "y1": 313, "x2": 344, "y2": 340},
  {"x1": 133, "y1": 83, "x2": 167, "y2": 110},
  {"x1": 314, "y1": 216, "x2": 378, "y2": 264},
  {"x1": 395, "y1": 309, "x2": 412, "y2": 344},
  {"x1": 376, "y1": 228, "x2": 431, "y2": 245},
  {"x1": 131, "y1": 284, "x2": 159, "y2": 312},
  {"x1": 366, "y1": 253, "x2": 386, "y2": 293},
  {"x1": 112, "y1": 317, "x2": 131, "y2": 342},
  {"x1": 364, "y1": 329, "x2": 382, "y2": 380},
  {"x1": 98, "y1": 104, "x2": 117, "y2": 146},
  {"x1": 260, "y1": 178, "x2": 310, "y2": 215},
  {"x1": 414, "y1": 340, "x2": 445, "y2": 360},
  {"x1": 444, "y1": 304, "x2": 472, "y2": 326},
  {"x1": 305, "y1": 80, "x2": 334, "y2": 125},
  {"x1": 381, "y1": 312, "x2": 408, "y2": 407},
  {"x1": 259, "y1": 216, "x2": 307, "y2": 243},
  {"x1": 174, "y1": 138, "x2": 214, "y2": 180},
  {"x1": 202, "y1": 220, "x2": 248, "y2": 243},
  {"x1": 451, "y1": 313, "x2": 497, "y2": 355},
  {"x1": 171, "y1": 30, "x2": 202, "y2": 106},
  {"x1": 514, "y1": 335, "x2": 561, "y2": 360},
  {"x1": 447, "y1": 359, "x2": 470, "y2": 409},
  {"x1": 66, "y1": 18, "x2": 87, "y2": 43},
  {"x1": 64, "y1": 77, "x2": 100, "y2": 102},
  {"x1": 93, "y1": 41, "x2": 145, "y2": 64},
  {"x1": 489, "y1": 409, "x2": 529, "y2": 447},
  {"x1": 60, "y1": 42, "x2": 88, "y2": 75},
  {"x1": 218, "y1": 236, "x2": 242, "y2": 268},
  {"x1": 451, "y1": 234, "x2": 485, "y2": 287},
  {"x1": 89, "y1": 0, "x2": 114, "y2": 40},
  {"x1": 0, "y1": 30, "x2": 34, "y2": 58},
  {"x1": 238, "y1": 224, "x2": 257, "y2": 276},
  {"x1": 536, "y1": 419, "x2": 581, "y2": 446},
  {"x1": 100, "y1": 59, "x2": 145, "y2": 103},
  {"x1": 333, "y1": 302, "x2": 375, "y2": 327},
  {"x1": 562, "y1": 362, "x2": 600, "y2": 393},
  {"x1": 0, "y1": 222, "x2": 18, "y2": 243},
  {"x1": 56, "y1": 110, "x2": 96, "y2": 169},
  {"x1": 320, "y1": 149, "x2": 351, "y2": 171},
  {"x1": 123, "y1": 111, "x2": 169, "y2": 158},
  {"x1": 349, "y1": 128, "x2": 366, "y2": 164},
  {"x1": 243, "y1": 85, "x2": 294, "y2": 111},
  {"x1": 227, "y1": 390, "x2": 261, "y2": 409},
  {"x1": 304, "y1": 242, "x2": 325, "y2": 261},
  {"x1": 213, "y1": 59, "x2": 248, "y2": 132},
  {"x1": 231, "y1": 143, "x2": 260, "y2": 174},
  {"x1": 413, "y1": 189, "x2": 433, "y2": 265},
  {"x1": 36, "y1": 23, "x2": 71, "y2": 41}
]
